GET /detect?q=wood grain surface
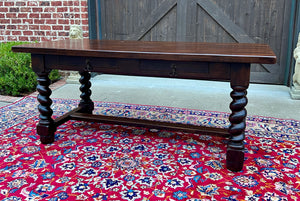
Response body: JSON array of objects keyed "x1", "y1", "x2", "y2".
[{"x1": 12, "y1": 39, "x2": 276, "y2": 64}]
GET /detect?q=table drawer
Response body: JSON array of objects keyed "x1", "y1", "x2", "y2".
[
  {"x1": 139, "y1": 60, "x2": 230, "y2": 80},
  {"x1": 45, "y1": 55, "x2": 230, "y2": 80}
]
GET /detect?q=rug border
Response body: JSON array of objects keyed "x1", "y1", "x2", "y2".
[
  {"x1": 1, "y1": 95, "x2": 299, "y2": 123},
  {"x1": 0, "y1": 96, "x2": 27, "y2": 110},
  {"x1": 30, "y1": 96, "x2": 300, "y2": 123}
]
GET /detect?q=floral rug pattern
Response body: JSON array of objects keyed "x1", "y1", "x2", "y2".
[{"x1": 0, "y1": 96, "x2": 300, "y2": 200}]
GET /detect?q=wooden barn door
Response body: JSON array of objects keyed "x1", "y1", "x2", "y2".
[{"x1": 99, "y1": 0, "x2": 293, "y2": 84}]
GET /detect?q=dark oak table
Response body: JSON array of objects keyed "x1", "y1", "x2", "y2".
[{"x1": 12, "y1": 39, "x2": 276, "y2": 171}]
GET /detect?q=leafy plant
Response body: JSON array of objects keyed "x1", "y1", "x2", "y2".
[{"x1": 0, "y1": 41, "x2": 61, "y2": 96}]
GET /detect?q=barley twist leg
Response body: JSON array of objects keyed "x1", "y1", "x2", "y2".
[
  {"x1": 36, "y1": 72, "x2": 56, "y2": 144},
  {"x1": 226, "y1": 86, "x2": 248, "y2": 171},
  {"x1": 78, "y1": 71, "x2": 94, "y2": 113}
]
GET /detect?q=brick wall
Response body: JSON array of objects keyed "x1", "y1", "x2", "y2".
[{"x1": 0, "y1": 0, "x2": 89, "y2": 42}]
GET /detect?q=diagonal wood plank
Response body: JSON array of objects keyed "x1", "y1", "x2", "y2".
[
  {"x1": 196, "y1": 0, "x2": 255, "y2": 43},
  {"x1": 176, "y1": 0, "x2": 188, "y2": 41},
  {"x1": 195, "y1": 0, "x2": 279, "y2": 73},
  {"x1": 125, "y1": 0, "x2": 177, "y2": 41}
]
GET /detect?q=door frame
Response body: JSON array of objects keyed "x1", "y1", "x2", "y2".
[{"x1": 88, "y1": 0, "x2": 102, "y2": 39}]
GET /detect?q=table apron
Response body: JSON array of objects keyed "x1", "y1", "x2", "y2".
[{"x1": 43, "y1": 55, "x2": 235, "y2": 81}]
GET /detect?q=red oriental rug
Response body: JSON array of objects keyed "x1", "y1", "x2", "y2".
[{"x1": 0, "y1": 96, "x2": 300, "y2": 201}]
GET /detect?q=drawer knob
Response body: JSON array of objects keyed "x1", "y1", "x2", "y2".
[
  {"x1": 169, "y1": 64, "x2": 177, "y2": 77},
  {"x1": 85, "y1": 59, "x2": 93, "y2": 71}
]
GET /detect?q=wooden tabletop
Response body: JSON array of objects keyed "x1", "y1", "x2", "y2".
[{"x1": 12, "y1": 39, "x2": 276, "y2": 64}]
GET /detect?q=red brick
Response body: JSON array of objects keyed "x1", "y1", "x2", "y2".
[
  {"x1": 58, "y1": 19, "x2": 69, "y2": 24},
  {"x1": 6, "y1": 13, "x2": 17, "y2": 18},
  {"x1": 12, "y1": 31, "x2": 22, "y2": 35},
  {"x1": 27, "y1": 1, "x2": 38, "y2": 6},
  {"x1": 40, "y1": 25, "x2": 51, "y2": 30},
  {"x1": 8, "y1": 36, "x2": 17, "y2": 41},
  {"x1": 7, "y1": 36, "x2": 17, "y2": 41},
  {"x1": 29, "y1": 13, "x2": 40, "y2": 18},
  {"x1": 81, "y1": 14, "x2": 89, "y2": 19},
  {"x1": 4, "y1": 30, "x2": 11, "y2": 35},
  {"x1": 5, "y1": 2, "x2": 14, "y2": 6},
  {"x1": 82, "y1": 25, "x2": 89, "y2": 31},
  {"x1": 53, "y1": 13, "x2": 63, "y2": 18},
  {"x1": 81, "y1": 7, "x2": 88, "y2": 12},
  {"x1": 57, "y1": 7, "x2": 68, "y2": 12},
  {"x1": 23, "y1": 31, "x2": 33, "y2": 36},
  {"x1": 23, "y1": 19, "x2": 33, "y2": 24},
  {"x1": 81, "y1": 1, "x2": 87, "y2": 6},
  {"x1": 35, "y1": 31, "x2": 45, "y2": 36},
  {"x1": 40, "y1": 1, "x2": 50, "y2": 6},
  {"x1": 29, "y1": 36, "x2": 39, "y2": 41},
  {"x1": 64, "y1": 13, "x2": 73, "y2": 18},
  {"x1": 41, "y1": 14, "x2": 52, "y2": 18},
  {"x1": 0, "y1": 36, "x2": 5, "y2": 41},
  {"x1": 0, "y1": 0, "x2": 89, "y2": 42},
  {"x1": 41, "y1": 37, "x2": 51, "y2": 42},
  {"x1": 83, "y1": 32, "x2": 89, "y2": 37},
  {"x1": 32, "y1": 8, "x2": 43, "y2": 12},
  {"x1": 81, "y1": 20, "x2": 89, "y2": 25},
  {"x1": 63, "y1": 1, "x2": 73, "y2": 6},
  {"x1": 18, "y1": 13, "x2": 28, "y2": 18},
  {"x1": 44, "y1": 7, "x2": 55, "y2": 12},
  {"x1": 0, "y1": 8, "x2": 8, "y2": 12},
  {"x1": 0, "y1": 19, "x2": 10, "y2": 24},
  {"x1": 7, "y1": 25, "x2": 17, "y2": 29},
  {"x1": 21, "y1": 7, "x2": 31, "y2": 12},
  {"x1": 46, "y1": 19, "x2": 57, "y2": 24},
  {"x1": 30, "y1": 37, "x2": 39, "y2": 41},
  {"x1": 18, "y1": 36, "x2": 29, "y2": 41},
  {"x1": 52, "y1": 26, "x2": 63, "y2": 30},
  {"x1": 46, "y1": 31, "x2": 57, "y2": 36},
  {"x1": 16, "y1": 2, "x2": 26, "y2": 6},
  {"x1": 74, "y1": 20, "x2": 81, "y2": 25},
  {"x1": 74, "y1": 14, "x2": 80, "y2": 18},
  {"x1": 34, "y1": 19, "x2": 45, "y2": 24},
  {"x1": 51, "y1": 1, "x2": 62, "y2": 6},
  {"x1": 58, "y1": 31, "x2": 68, "y2": 36},
  {"x1": 29, "y1": 25, "x2": 39, "y2": 30},
  {"x1": 69, "y1": 7, "x2": 80, "y2": 12},
  {"x1": 18, "y1": 25, "x2": 28, "y2": 30},
  {"x1": 12, "y1": 19, "x2": 22, "y2": 24},
  {"x1": 9, "y1": 7, "x2": 20, "y2": 12}
]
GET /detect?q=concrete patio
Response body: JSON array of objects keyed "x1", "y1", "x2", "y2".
[{"x1": 1, "y1": 74, "x2": 300, "y2": 121}]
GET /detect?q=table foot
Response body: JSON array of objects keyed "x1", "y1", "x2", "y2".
[
  {"x1": 37, "y1": 124, "x2": 55, "y2": 144},
  {"x1": 226, "y1": 148, "x2": 244, "y2": 172}
]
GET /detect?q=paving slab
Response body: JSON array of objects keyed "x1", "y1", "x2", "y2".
[{"x1": 50, "y1": 74, "x2": 300, "y2": 121}]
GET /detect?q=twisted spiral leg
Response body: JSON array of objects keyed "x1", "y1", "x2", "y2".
[
  {"x1": 226, "y1": 86, "x2": 248, "y2": 171},
  {"x1": 78, "y1": 71, "x2": 94, "y2": 113},
  {"x1": 36, "y1": 72, "x2": 56, "y2": 144}
]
